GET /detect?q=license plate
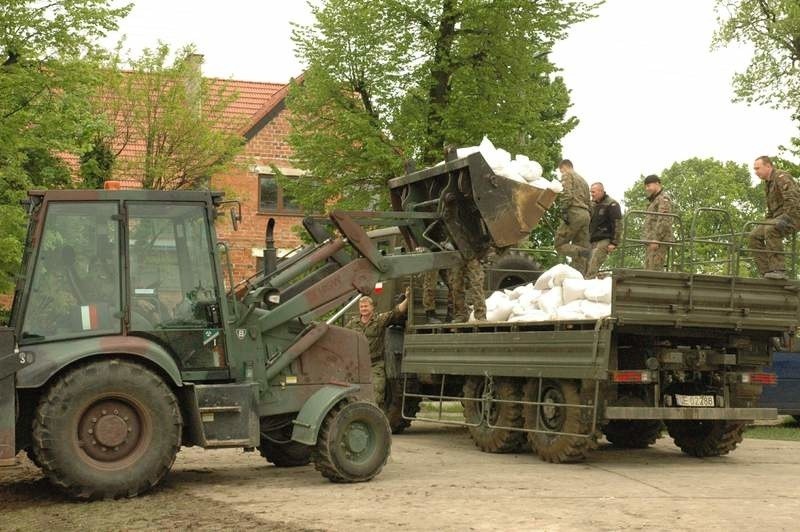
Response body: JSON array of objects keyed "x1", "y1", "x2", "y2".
[{"x1": 675, "y1": 394, "x2": 715, "y2": 407}]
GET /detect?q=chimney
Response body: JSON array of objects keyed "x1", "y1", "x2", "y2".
[{"x1": 184, "y1": 53, "x2": 204, "y2": 115}]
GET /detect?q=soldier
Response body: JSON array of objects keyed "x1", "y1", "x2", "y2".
[
  {"x1": 345, "y1": 288, "x2": 409, "y2": 405},
  {"x1": 554, "y1": 159, "x2": 591, "y2": 274},
  {"x1": 642, "y1": 174, "x2": 674, "y2": 271},
  {"x1": 422, "y1": 269, "x2": 442, "y2": 323},
  {"x1": 586, "y1": 182, "x2": 622, "y2": 278},
  {"x1": 449, "y1": 257, "x2": 486, "y2": 323},
  {"x1": 748, "y1": 156, "x2": 800, "y2": 280}
]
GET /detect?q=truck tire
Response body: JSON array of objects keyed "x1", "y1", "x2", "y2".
[
  {"x1": 793, "y1": 415, "x2": 800, "y2": 425},
  {"x1": 666, "y1": 420, "x2": 745, "y2": 457},
  {"x1": 31, "y1": 359, "x2": 182, "y2": 499},
  {"x1": 601, "y1": 396, "x2": 663, "y2": 448},
  {"x1": 602, "y1": 420, "x2": 664, "y2": 448},
  {"x1": 259, "y1": 428, "x2": 312, "y2": 467},
  {"x1": 462, "y1": 377, "x2": 526, "y2": 453},
  {"x1": 486, "y1": 251, "x2": 542, "y2": 291},
  {"x1": 523, "y1": 378, "x2": 596, "y2": 463},
  {"x1": 313, "y1": 400, "x2": 391, "y2": 483},
  {"x1": 383, "y1": 378, "x2": 421, "y2": 435}
]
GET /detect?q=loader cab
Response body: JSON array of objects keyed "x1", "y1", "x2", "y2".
[{"x1": 15, "y1": 191, "x2": 231, "y2": 378}]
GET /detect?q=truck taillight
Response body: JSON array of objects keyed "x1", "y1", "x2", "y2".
[
  {"x1": 741, "y1": 372, "x2": 777, "y2": 385},
  {"x1": 611, "y1": 370, "x2": 654, "y2": 383}
]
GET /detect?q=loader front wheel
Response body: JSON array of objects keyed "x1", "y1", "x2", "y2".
[
  {"x1": 313, "y1": 400, "x2": 391, "y2": 483},
  {"x1": 31, "y1": 359, "x2": 182, "y2": 499}
]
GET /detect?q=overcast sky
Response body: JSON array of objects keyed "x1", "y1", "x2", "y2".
[{"x1": 106, "y1": 0, "x2": 796, "y2": 205}]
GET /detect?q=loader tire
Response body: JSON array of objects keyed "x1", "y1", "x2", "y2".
[
  {"x1": 666, "y1": 420, "x2": 745, "y2": 457},
  {"x1": 486, "y1": 251, "x2": 542, "y2": 291},
  {"x1": 383, "y1": 378, "x2": 421, "y2": 435},
  {"x1": 259, "y1": 431, "x2": 312, "y2": 467},
  {"x1": 523, "y1": 378, "x2": 596, "y2": 463},
  {"x1": 32, "y1": 359, "x2": 182, "y2": 499},
  {"x1": 463, "y1": 377, "x2": 526, "y2": 453},
  {"x1": 313, "y1": 400, "x2": 390, "y2": 483}
]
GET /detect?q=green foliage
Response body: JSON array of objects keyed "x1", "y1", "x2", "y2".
[
  {"x1": 0, "y1": 0, "x2": 131, "y2": 294},
  {"x1": 96, "y1": 42, "x2": 246, "y2": 190},
  {"x1": 622, "y1": 157, "x2": 765, "y2": 275},
  {"x1": 286, "y1": 0, "x2": 599, "y2": 212},
  {"x1": 80, "y1": 137, "x2": 115, "y2": 189},
  {"x1": 713, "y1": 1, "x2": 800, "y2": 158}
]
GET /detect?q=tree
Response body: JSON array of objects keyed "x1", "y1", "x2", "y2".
[
  {"x1": 622, "y1": 157, "x2": 765, "y2": 275},
  {"x1": 93, "y1": 43, "x2": 246, "y2": 190},
  {"x1": 285, "y1": 0, "x2": 599, "y2": 212},
  {"x1": 713, "y1": 1, "x2": 800, "y2": 157},
  {"x1": 0, "y1": 0, "x2": 131, "y2": 293}
]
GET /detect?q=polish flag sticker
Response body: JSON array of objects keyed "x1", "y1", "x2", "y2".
[
  {"x1": 80, "y1": 305, "x2": 100, "y2": 330},
  {"x1": 374, "y1": 282, "x2": 383, "y2": 294}
]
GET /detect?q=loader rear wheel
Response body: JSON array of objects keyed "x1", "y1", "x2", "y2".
[
  {"x1": 313, "y1": 400, "x2": 390, "y2": 483},
  {"x1": 383, "y1": 378, "x2": 421, "y2": 435},
  {"x1": 259, "y1": 427, "x2": 312, "y2": 467},
  {"x1": 31, "y1": 359, "x2": 182, "y2": 499},
  {"x1": 463, "y1": 377, "x2": 526, "y2": 453},
  {"x1": 666, "y1": 420, "x2": 745, "y2": 457},
  {"x1": 602, "y1": 420, "x2": 664, "y2": 448},
  {"x1": 523, "y1": 378, "x2": 595, "y2": 463},
  {"x1": 486, "y1": 251, "x2": 542, "y2": 291}
]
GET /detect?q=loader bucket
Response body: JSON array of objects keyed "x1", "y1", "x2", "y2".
[{"x1": 388, "y1": 152, "x2": 557, "y2": 260}]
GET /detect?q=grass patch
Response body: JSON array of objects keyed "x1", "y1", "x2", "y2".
[
  {"x1": 745, "y1": 417, "x2": 800, "y2": 441},
  {"x1": 419, "y1": 401, "x2": 464, "y2": 414}
]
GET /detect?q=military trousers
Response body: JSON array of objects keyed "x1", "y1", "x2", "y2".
[
  {"x1": 644, "y1": 245, "x2": 668, "y2": 271},
  {"x1": 448, "y1": 258, "x2": 486, "y2": 322},
  {"x1": 748, "y1": 218, "x2": 795, "y2": 275},
  {"x1": 371, "y1": 360, "x2": 386, "y2": 406},
  {"x1": 555, "y1": 207, "x2": 591, "y2": 274},
  {"x1": 586, "y1": 239, "x2": 611, "y2": 279}
]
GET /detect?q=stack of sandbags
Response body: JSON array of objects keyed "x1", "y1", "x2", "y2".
[{"x1": 468, "y1": 264, "x2": 613, "y2": 323}]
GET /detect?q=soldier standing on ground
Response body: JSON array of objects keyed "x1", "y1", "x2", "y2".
[
  {"x1": 449, "y1": 258, "x2": 486, "y2": 322},
  {"x1": 346, "y1": 289, "x2": 409, "y2": 405},
  {"x1": 586, "y1": 182, "x2": 622, "y2": 278},
  {"x1": 642, "y1": 174, "x2": 674, "y2": 271},
  {"x1": 554, "y1": 159, "x2": 591, "y2": 274},
  {"x1": 748, "y1": 156, "x2": 800, "y2": 280}
]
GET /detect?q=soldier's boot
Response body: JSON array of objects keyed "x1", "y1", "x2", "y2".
[
  {"x1": 425, "y1": 309, "x2": 442, "y2": 323},
  {"x1": 764, "y1": 270, "x2": 788, "y2": 280}
]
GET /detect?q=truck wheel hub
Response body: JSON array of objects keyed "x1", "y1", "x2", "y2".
[{"x1": 343, "y1": 422, "x2": 370, "y2": 455}]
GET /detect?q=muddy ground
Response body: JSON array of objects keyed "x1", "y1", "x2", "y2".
[{"x1": 2, "y1": 424, "x2": 799, "y2": 531}]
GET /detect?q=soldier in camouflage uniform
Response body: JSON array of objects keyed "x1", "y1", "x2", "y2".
[
  {"x1": 642, "y1": 174, "x2": 674, "y2": 271},
  {"x1": 345, "y1": 289, "x2": 409, "y2": 405},
  {"x1": 554, "y1": 159, "x2": 591, "y2": 274},
  {"x1": 586, "y1": 182, "x2": 622, "y2": 278},
  {"x1": 422, "y1": 269, "x2": 442, "y2": 323},
  {"x1": 449, "y1": 257, "x2": 486, "y2": 322},
  {"x1": 748, "y1": 156, "x2": 800, "y2": 280}
]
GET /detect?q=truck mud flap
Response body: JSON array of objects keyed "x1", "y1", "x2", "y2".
[{"x1": 604, "y1": 406, "x2": 778, "y2": 421}]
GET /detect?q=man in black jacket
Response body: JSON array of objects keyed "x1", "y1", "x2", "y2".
[{"x1": 586, "y1": 182, "x2": 622, "y2": 278}]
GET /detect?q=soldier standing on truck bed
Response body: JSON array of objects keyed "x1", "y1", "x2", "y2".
[
  {"x1": 586, "y1": 182, "x2": 622, "y2": 278},
  {"x1": 346, "y1": 289, "x2": 409, "y2": 405},
  {"x1": 749, "y1": 155, "x2": 800, "y2": 280},
  {"x1": 642, "y1": 174, "x2": 674, "y2": 271},
  {"x1": 554, "y1": 159, "x2": 591, "y2": 274},
  {"x1": 422, "y1": 270, "x2": 443, "y2": 323}
]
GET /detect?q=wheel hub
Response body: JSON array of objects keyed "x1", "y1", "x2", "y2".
[
  {"x1": 343, "y1": 422, "x2": 370, "y2": 455},
  {"x1": 78, "y1": 398, "x2": 142, "y2": 462},
  {"x1": 540, "y1": 387, "x2": 565, "y2": 431}
]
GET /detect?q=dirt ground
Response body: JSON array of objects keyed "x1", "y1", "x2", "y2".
[{"x1": 2, "y1": 423, "x2": 799, "y2": 531}]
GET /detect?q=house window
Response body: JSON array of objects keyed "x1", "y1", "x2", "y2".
[{"x1": 259, "y1": 174, "x2": 300, "y2": 213}]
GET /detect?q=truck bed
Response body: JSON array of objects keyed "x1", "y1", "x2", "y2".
[{"x1": 402, "y1": 269, "x2": 800, "y2": 379}]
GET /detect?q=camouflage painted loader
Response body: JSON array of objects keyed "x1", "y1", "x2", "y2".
[{"x1": 0, "y1": 151, "x2": 554, "y2": 498}]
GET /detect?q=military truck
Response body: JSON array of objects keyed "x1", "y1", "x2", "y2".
[
  {"x1": 382, "y1": 168, "x2": 797, "y2": 461},
  {"x1": 0, "y1": 151, "x2": 554, "y2": 498}
]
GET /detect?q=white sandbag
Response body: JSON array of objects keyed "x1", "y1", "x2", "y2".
[
  {"x1": 504, "y1": 288, "x2": 519, "y2": 300},
  {"x1": 487, "y1": 290, "x2": 507, "y2": 303},
  {"x1": 468, "y1": 310, "x2": 477, "y2": 323},
  {"x1": 537, "y1": 287, "x2": 563, "y2": 315},
  {"x1": 584, "y1": 277, "x2": 613, "y2": 304},
  {"x1": 512, "y1": 284, "x2": 532, "y2": 298},
  {"x1": 457, "y1": 145, "x2": 480, "y2": 158},
  {"x1": 555, "y1": 307, "x2": 585, "y2": 321},
  {"x1": 558, "y1": 299, "x2": 585, "y2": 313},
  {"x1": 534, "y1": 264, "x2": 583, "y2": 290},
  {"x1": 510, "y1": 303, "x2": 528, "y2": 317},
  {"x1": 479, "y1": 136, "x2": 495, "y2": 154},
  {"x1": 529, "y1": 177, "x2": 552, "y2": 190},
  {"x1": 486, "y1": 298, "x2": 514, "y2": 322},
  {"x1": 517, "y1": 288, "x2": 542, "y2": 308},
  {"x1": 562, "y1": 278, "x2": 589, "y2": 304},
  {"x1": 508, "y1": 309, "x2": 552, "y2": 322},
  {"x1": 548, "y1": 180, "x2": 564, "y2": 193},
  {"x1": 580, "y1": 300, "x2": 612, "y2": 319}
]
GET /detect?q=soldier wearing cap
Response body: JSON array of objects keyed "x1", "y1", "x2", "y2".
[
  {"x1": 748, "y1": 156, "x2": 800, "y2": 280},
  {"x1": 554, "y1": 159, "x2": 591, "y2": 274},
  {"x1": 642, "y1": 174, "x2": 674, "y2": 271},
  {"x1": 346, "y1": 289, "x2": 409, "y2": 405}
]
